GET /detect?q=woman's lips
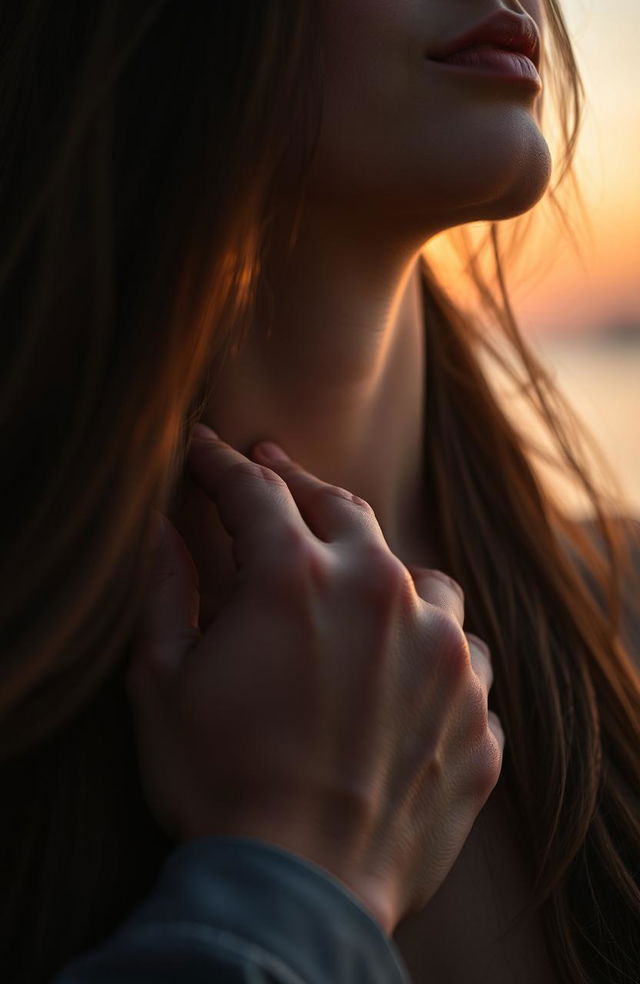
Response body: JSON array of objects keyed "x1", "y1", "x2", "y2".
[{"x1": 429, "y1": 46, "x2": 542, "y2": 89}]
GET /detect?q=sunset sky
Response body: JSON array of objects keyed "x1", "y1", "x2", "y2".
[
  {"x1": 428, "y1": 0, "x2": 640, "y2": 338},
  {"x1": 517, "y1": 0, "x2": 640, "y2": 336}
]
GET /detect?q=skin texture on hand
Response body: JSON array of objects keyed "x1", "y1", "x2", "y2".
[{"x1": 127, "y1": 425, "x2": 504, "y2": 933}]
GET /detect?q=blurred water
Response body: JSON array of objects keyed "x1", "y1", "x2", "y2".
[{"x1": 486, "y1": 334, "x2": 640, "y2": 520}]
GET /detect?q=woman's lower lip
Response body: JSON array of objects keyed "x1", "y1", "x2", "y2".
[{"x1": 427, "y1": 48, "x2": 542, "y2": 90}]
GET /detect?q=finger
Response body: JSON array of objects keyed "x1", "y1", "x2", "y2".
[
  {"x1": 466, "y1": 633, "x2": 494, "y2": 692},
  {"x1": 186, "y1": 424, "x2": 318, "y2": 573},
  {"x1": 127, "y1": 512, "x2": 202, "y2": 693},
  {"x1": 407, "y1": 565, "x2": 465, "y2": 627},
  {"x1": 250, "y1": 440, "x2": 387, "y2": 546}
]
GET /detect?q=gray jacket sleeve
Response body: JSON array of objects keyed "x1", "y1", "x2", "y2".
[{"x1": 51, "y1": 836, "x2": 412, "y2": 983}]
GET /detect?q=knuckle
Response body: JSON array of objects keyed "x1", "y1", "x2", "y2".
[
  {"x1": 429, "y1": 611, "x2": 469, "y2": 681},
  {"x1": 231, "y1": 459, "x2": 265, "y2": 483},
  {"x1": 315, "y1": 484, "x2": 373, "y2": 510},
  {"x1": 433, "y1": 608, "x2": 466, "y2": 648},
  {"x1": 348, "y1": 492, "x2": 376, "y2": 512},
  {"x1": 268, "y1": 527, "x2": 327, "y2": 589},
  {"x1": 475, "y1": 732, "x2": 504, "y2": 794},
  {"x1": 255, "y1": 464, "x2": 292, "y2": 490},
  {"x1": 429, "y1": 569, "x2": 465, "y2": 605},
  {"x1": 466, "y1": 632, "x2": 491, "y2": 658},
  {"x1": 462, "y1": 722, "x2": 503, "y2": 800},
  {"x1": 321, "y1": 484, "x2": 356, "y2": 503},
  {"x1": 463, "y1": 679, "x2": 490, "y2": 742},
  {"x1": 467, "y1": 636, "x2": 494, "y2": 690},
  {"x1": 307, "y1": 481, "x2": 354, "y2": 509},
  {"x1": 222, "y1": 459, "x2": 277, "y2": 488},
  {"x1": 354, "y1": 543, "x2": 408, "y2": 599}
]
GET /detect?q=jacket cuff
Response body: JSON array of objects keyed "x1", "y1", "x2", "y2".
[{"x1": 116, "y1": 835, "x2": 411, "y2": 983}]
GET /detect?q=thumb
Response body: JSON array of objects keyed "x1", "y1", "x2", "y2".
[{"x1": 127, "y1": 511, "x2": 202, "y2": 697}]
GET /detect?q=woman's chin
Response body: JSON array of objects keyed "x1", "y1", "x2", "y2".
[
  {"x1": 487, "y1": 156, "x2": 553, "y2": 220},
  {"x1": 439, "y1": 144, "x2": 553, "y2": 227}
]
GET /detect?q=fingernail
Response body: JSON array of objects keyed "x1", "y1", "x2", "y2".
[
  {"x1": 254, "y1": 441, "x2": 290, "y2": 463},
  {"x1": 192, "y1": 422, "x2": 218, "y2": 440}
]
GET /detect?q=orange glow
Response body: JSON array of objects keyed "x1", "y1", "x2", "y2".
[{"x1": 427, "y1": 0, "x2": 640, "y2": 340}]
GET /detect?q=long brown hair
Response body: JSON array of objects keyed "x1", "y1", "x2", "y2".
[{"x1": 1, "y1": 3, "x2": 638, "y2": 982}]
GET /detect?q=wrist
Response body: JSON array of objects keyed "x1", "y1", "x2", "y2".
[{"x1": 179, "y1": 817, "x2": 400, "y2": 934}]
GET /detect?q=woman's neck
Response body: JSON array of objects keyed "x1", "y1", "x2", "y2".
[
  {"x1": 198, "y1": 204, "x2": 437, "y2": 566},
  {"x1": 170, "y1": 210, "x2": 445, "y2": 632}
]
